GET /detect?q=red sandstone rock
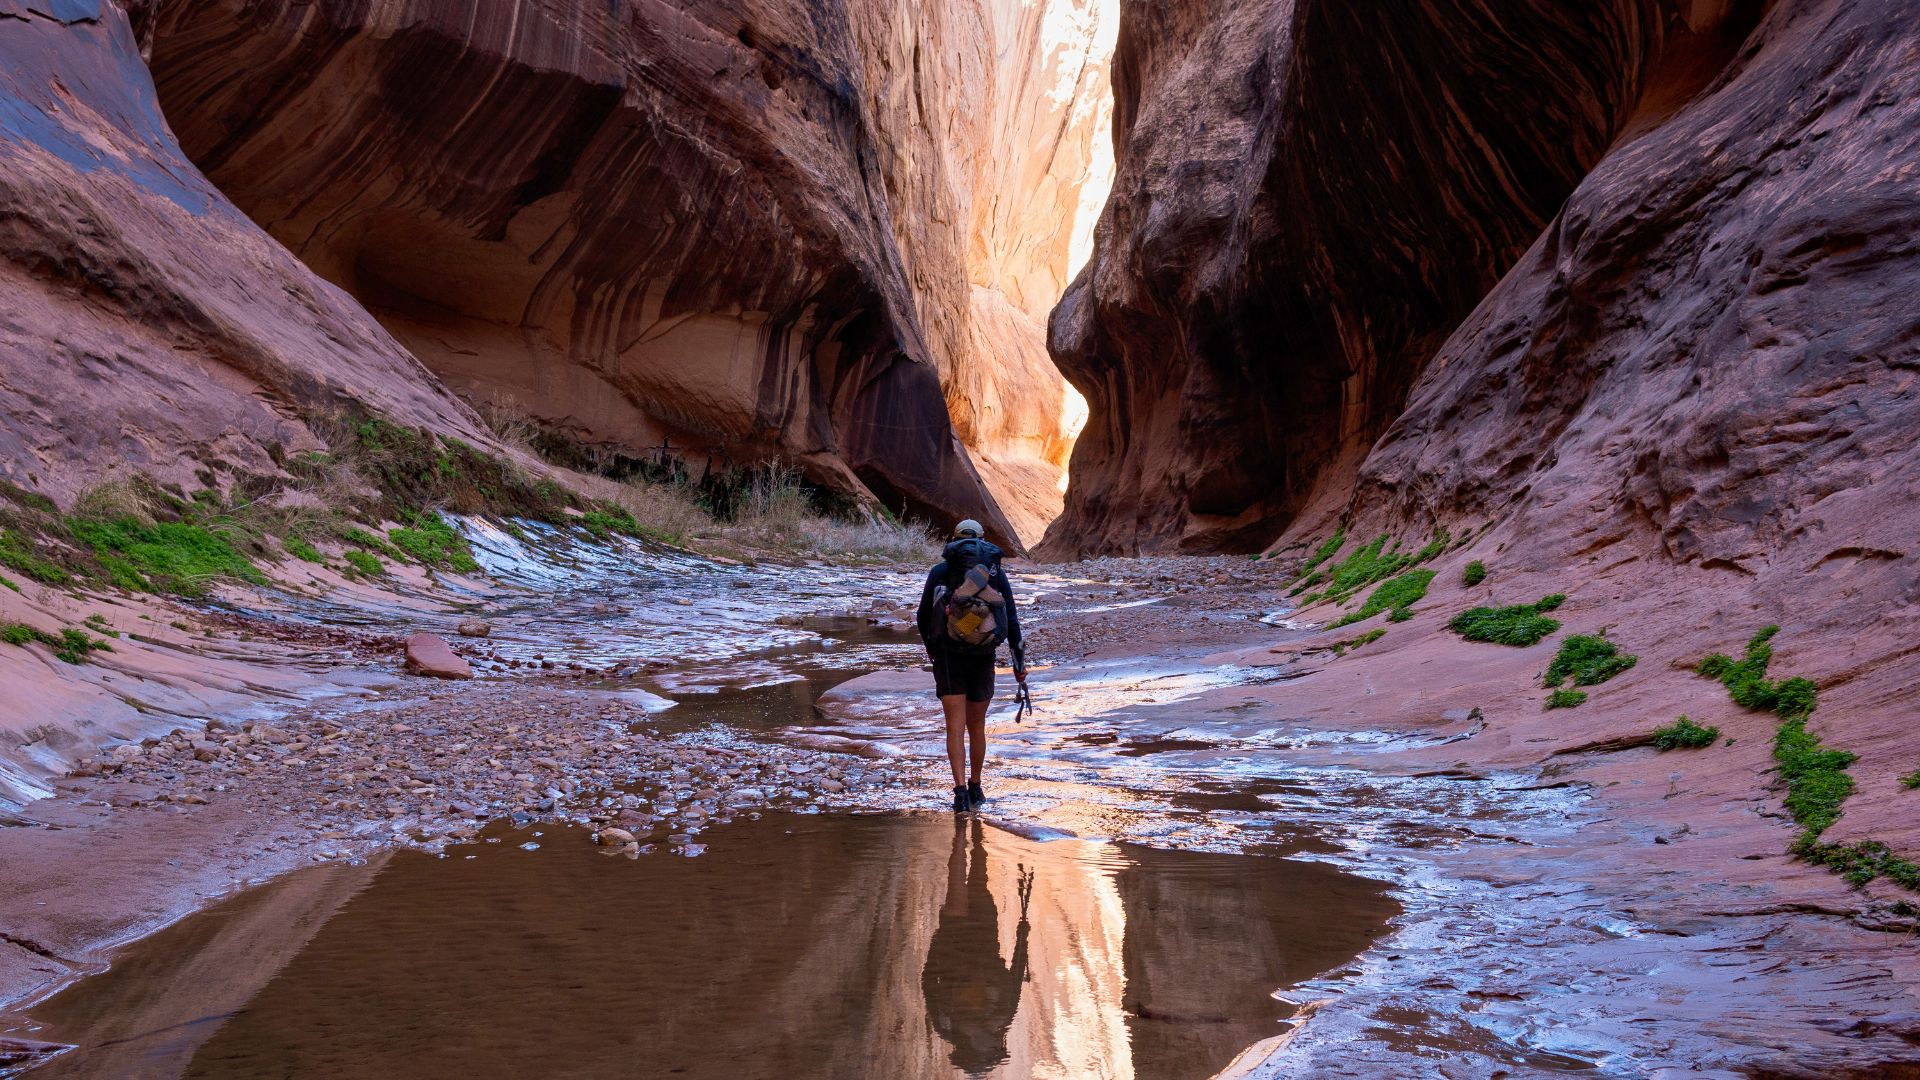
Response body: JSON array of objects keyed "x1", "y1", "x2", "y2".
[
  {"x1": 0, "y1": 1, "x2": 491, "y2": 506},
  {"x1": 0, "y1": 0, "x2": 1121, "y2": 545},
  {"x1": 403, "y1": 633, "x2": 471, "y2": 680},
  {"x1": 131, "y1": 0, "x2": 1116, "y2": 545},
  {"x1": 1045, "y1": 0, "x2": 1768, "y2": 554}
]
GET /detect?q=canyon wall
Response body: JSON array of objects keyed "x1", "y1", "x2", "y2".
[
  {"x1": 851, "y1": 0, "x2": 1112, "y2": 541},
  {"x1": 0, "y1": 0, "x2": 489, "y2": 506},
  {"x1": 1350, "y1": 0, "x2": 1920, "y2": 576},
  {"x1": 2, "y1": 0, "x2": 1117, "y2": 542},
  {"x1": 1047, "y1": 0, "x2": 1769, "y2": 554},
  {"x1": 1047, "y1": 0, "x2": 1920, "y2": 890},
  {"x1": 135, "y1": 0, "x2": 1115, "y2": 544},
  {"x1": 1051, "y1": 0, "x2": 1920, "y2": 601}
]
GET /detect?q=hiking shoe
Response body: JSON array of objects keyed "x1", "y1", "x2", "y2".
[
  {"x1": 952, "y1": 785, "x2": 970, "y2": 813},
  {"x1": 967, "y1": 781, "x2": 986, "y2": 809}
]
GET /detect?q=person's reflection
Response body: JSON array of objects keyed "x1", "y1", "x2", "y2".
[{"x1": 922, "y1": 818, "x2": 1032, "y2": 1076}]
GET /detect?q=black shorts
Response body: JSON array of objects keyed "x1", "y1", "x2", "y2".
[{"x1": 931, "y1": 649, "x2": 997, "y2": 702}]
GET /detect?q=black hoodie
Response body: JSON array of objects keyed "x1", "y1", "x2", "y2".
[{"x1": 915, "y1": 538, "x2": 1021, "y2": 656}]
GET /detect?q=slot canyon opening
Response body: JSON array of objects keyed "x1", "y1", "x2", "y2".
[
  {"x1": 139, "y1": 0, "x2": 1120, "y2": 551},
  {"x1": 1043, "y1": 0, "x2": 1775, "y2": 557}
]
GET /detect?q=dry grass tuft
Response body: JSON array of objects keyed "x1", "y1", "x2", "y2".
[{"x1": 73, "y1": 475, "x2": 159, "y2": 525}]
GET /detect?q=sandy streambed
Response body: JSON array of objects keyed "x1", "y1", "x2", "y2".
[{"x1": 1, "y1": 549, "x2": 1917, "y2": 1078}]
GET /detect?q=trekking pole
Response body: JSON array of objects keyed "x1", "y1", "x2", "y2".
[{"x1": 1011, "y1": 644, "x2": 1031, "y2": 723}]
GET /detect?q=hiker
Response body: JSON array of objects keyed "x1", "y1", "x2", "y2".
[{"x1": 916, "y1": 518, "x2": 1026, "y2": 812}]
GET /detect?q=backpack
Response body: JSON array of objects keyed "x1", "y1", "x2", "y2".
[{"x1": 932, "y1": 538, "x2": 1008, "y2": 655}]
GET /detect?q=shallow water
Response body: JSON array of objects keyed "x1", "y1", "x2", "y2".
[{"x1": 10, "y1": 813, "x2": 1396, "y2": 1080}]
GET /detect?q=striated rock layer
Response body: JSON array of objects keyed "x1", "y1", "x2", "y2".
[
  {"x1": 1047, "y1": 0, "x2": 1770, "y2": 554},
  {"x1": 0, "y1": 0, "x2": 488, "y2": 505},
  {"x1": 139, "y1": 0, "x2": 1117, "y2": 543},
  {"x1": 851, "y1": 0, "x2": 1112, "y2": 541},
  {"x1": 3, "y1": 0, "x2": 1119, "y2": 541}
]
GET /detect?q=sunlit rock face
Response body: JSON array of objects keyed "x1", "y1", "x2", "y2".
[
  {"x1": 0, "y1": 1, "x2": 488, "y2": 504},
  {"x1": 139, "y1": 0, "x2": 1116, "y2": 544},
  {"x1": 853, "y1": 0, "x2": 1113, "y2": 543},
  {"x1": 1046, "y1": 0, "x2": 1781, "y2": 554}
]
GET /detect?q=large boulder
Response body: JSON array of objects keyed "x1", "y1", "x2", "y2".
[{"x1": 403, "y1": 633, "x2": 471, "y2": 680}]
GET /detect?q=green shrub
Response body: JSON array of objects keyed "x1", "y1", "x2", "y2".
[
  {"x1": 1793, "y1": 837, "x2": 1920, "y2": 891},
  {"x1": 1462, "y1": 560, "x2": 1487, "y2": 587},
  {"x1": 1318, "y1": 530, "x2": 1450, "y2": 604},
  {"x1": 0, "y1": 622, "x2": 112, "y2": 664},
  {"x1": 1698, "y1": 625, "x2": 1818, "y2": 722},
  {"x1": 69, "y1": 517, "x2": 263, "y2": 597},
  {"x1": 387, "y1": 513, "x2": 478, "y2": 572},
  {"x1": 1901, "y1": 769, "x2": 1920, "y2": 791},
  {"x1": 579, "y1": 507, "x2": 635, "y2": 539},
  {"x1": 1448, "y1": 593, "x2": 1565, "y2": 646},
  {"x1": 340, "y1": 526, "x2": 398, "y2": 557},
  {"x1": 1773, "y1": 717, "x2": 1858, "y2": 836},
  {"x1": 1544, "y1": 634, "x2": 1638, "y2": 688},
  {"x1": 343, "y1": 549, "x2": 385, "y2": 577},
  {"x1": 283, "y1": 535, "x2": 326, "y2": 564},
  {"x1": 1652, "y1": 715, "x2": 1720, "y2": 750},
  {"x1": 1329, "y1": 628, "x2": 1386, "y2": 656},
  {"x1": 50, "y1": 627, "x2": 109, "y2": 664},
  {"x1": 1545, "y1": 688, "x2": 1587, "y2": 710},
  {"x1": 0, "y1": 480, "x2": 58, "y2": 514},
  {"x1": 323, "y1": 414, "x2": 572, "y2": 524},
  {"x1": 0, "y1": 527, "x2": 72, "y2": 586},
  {"x1": 1698, "y1": 627, "x2": 1916, "y2": 890},
  {"x1": 1300, "y1": 529, "x2": 1346, "y2": 576},
  {"x1": 1331, "y1": 569, "x2": 1435, "y2": 628}
]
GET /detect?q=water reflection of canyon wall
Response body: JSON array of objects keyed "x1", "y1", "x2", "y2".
[{"x1": 20, "y1": 816, "x2": 1396, "y2": 1079}]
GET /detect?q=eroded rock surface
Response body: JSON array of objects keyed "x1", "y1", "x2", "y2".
[
  {"x1": 1047, "y1": 0, "x2": 1769, "y2": 553},
  {"x1": 851, "y1": 0, "x2": 1113, "y2": 541},
  {"x1": 0, "y1": 0, "x2": 488, "y2": 504},
  {"x1": 137, "y1": 0, "x2": 1116, "y2": 543},
  {"x1": 1351, "y1": 0, "x2": 1920, "y2": 576}
]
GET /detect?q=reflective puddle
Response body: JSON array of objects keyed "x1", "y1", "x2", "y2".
[{"x1": 8, "y1": 814, "x2": 1396, "y2": 1079}]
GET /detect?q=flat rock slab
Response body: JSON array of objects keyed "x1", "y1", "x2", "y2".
[{"x1": 403, "y1": 634, "x2": 471, "y2": 679}]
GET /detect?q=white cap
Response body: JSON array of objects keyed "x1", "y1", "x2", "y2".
[{"x1": 954, "y1": 519, "x2": 985, "y2": 538}]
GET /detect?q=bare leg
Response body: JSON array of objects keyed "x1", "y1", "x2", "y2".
[
  {"x1": 966, "y1": 698, "x2": 989, "y2": 784},
  {"x1": 941, "y1": 694, "x2": 969, "y2": 787}
]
